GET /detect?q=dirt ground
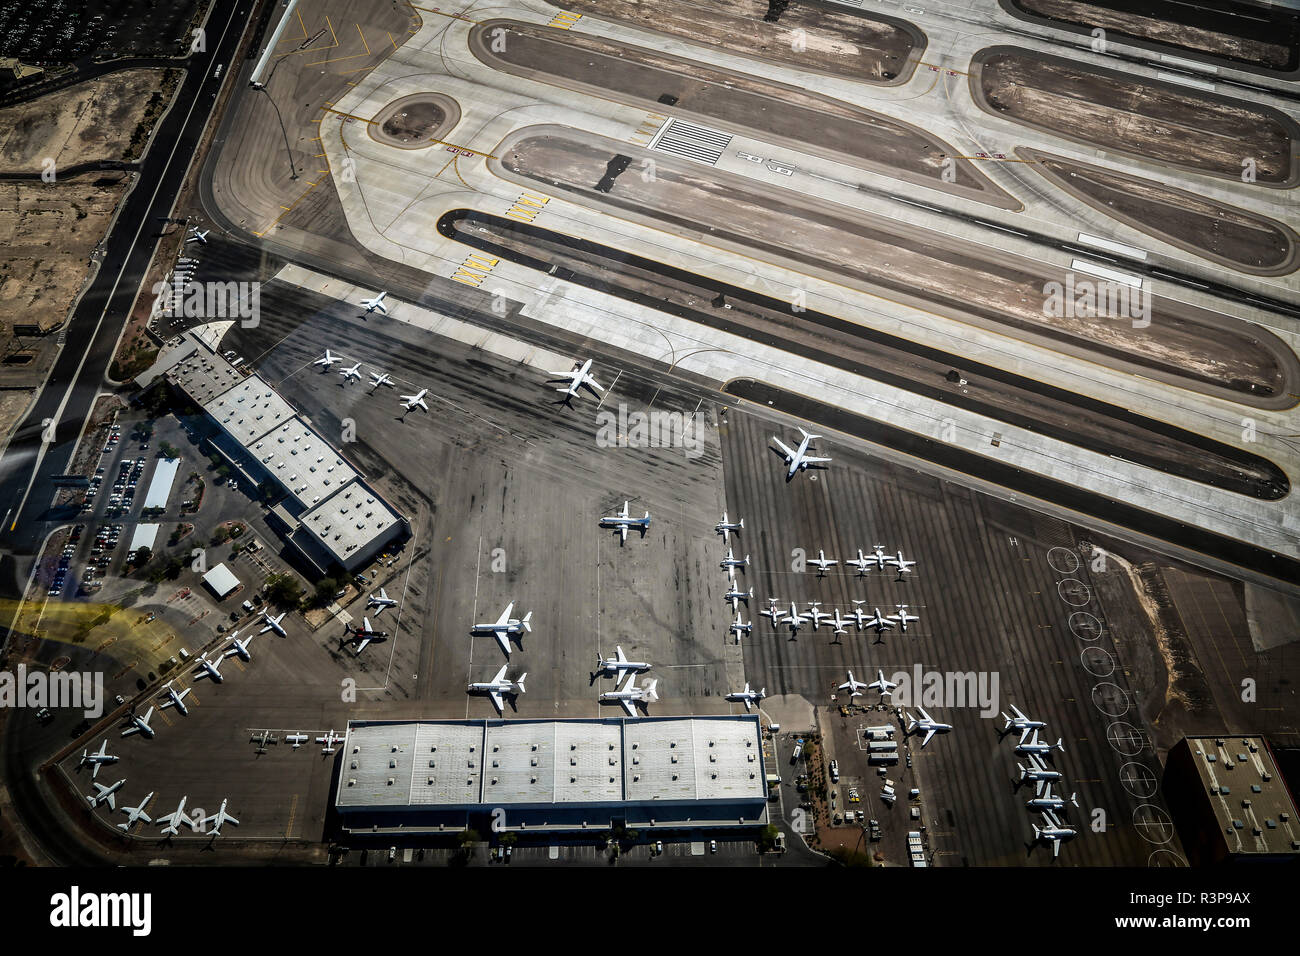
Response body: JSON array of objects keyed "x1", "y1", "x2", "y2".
[
  {"x1": 562, "y1": 0, "x2": 923, "y2": 85},
  {"x1": 973, "y1": 47, "x2": 1297, "y2": 186},
  {"x1": 0, "y1": 68, "x2": 181, "y2": 171}
]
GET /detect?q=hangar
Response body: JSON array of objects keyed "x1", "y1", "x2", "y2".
[{"x1": 333, "y1": 716, "x2": 771, "y2": 835}]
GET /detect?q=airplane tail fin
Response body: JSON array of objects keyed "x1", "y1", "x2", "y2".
[
  {"x1": 1032, "y1": 824, "x2": 1041, "y2": 840},
  {"x1": 738, "y1": 518, "x2": 744, "y2": 529},
  {"x1": 517, "y1": 673, "x2": 527, "y2": 695},
  {"x1": 643, "y1": 679, "x2": 659, "y2": 702},
  {"x1": 1055, "y1": 738, "x2": 1065, "y2": 753},
  {"x1": 1001, "y1": 712, "x2": 1012, "y2": 730},
  {"x1": 522, "y1": 611, "x2": 532, "y2": 633},
  {"x1": 1069, "y1": 792, "x2": 1078, "y2": 807},
  {"x1": 1017, "y1": 763, "x2": 1027, "y2": 779}
]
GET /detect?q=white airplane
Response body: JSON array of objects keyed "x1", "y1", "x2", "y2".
[
  {"x1": 889, "y1": 551, "x2": 917, "y2": 576},
  {"x1": 339, "y1": 362, "x2": 362, "y2": 383},
  {"x1": 906, "y1": 708, "x2": 953, "y2": 747},
  {"x1": 186, "y1": 227, "x2": 208, "y2": 243},
  {"x1": 599, "y1": 674, "x2": 659, "y2": 716},
  {"x1": 317, "y1": 729, "x2": 344, "y2": 753},
  {"x1": 313, "y1": 349, "x2": 341, "y2": 368},
  {"x1": 715, "y1": 512, "x2": 743, "y2": 543},
  {"x1": 724, "y1": 584, "x2": 753, "y2": 610},
  {"x1": 467, "y1": 665, "x2": 527, "y2": 714},
  {"x1": 1016, "y1": 729, "x2": 1065, "y2": 758},
  {"x1": 471, "y1": 602, "x2": 532, "y2": 657},
  {"x1": 361, "y1": 291, "x2": 388, "y2": 314},
  {"x1": 156, "y1": 796, "x2": 190, "y2": 836},
  {"x1": 845, "y1": 549, "x2": 876, "y2": 576},
  {"x1": 192, "y1": 653, "x2": 224, "y2": 683},
  {"x1": 367, "y1": 587, "x2": 397, "y2": 615},
  {"x1": 79, "y1": 739, "x2": 119, "y2": 779},
  {"x1": 868, "y1": 669, "x2": 898, "y2": 697},
  {"x1": 157, "y1": 682, "x2": 191, "y2": 716},
  {"x1": 594, "y1": 646, "x2": 651, "y2": 685},
  {"x1": 346, "y1": 616, "x2": 387, "y2": 655},
  {"x1": 838, "y1": 671, "x2": 870, "y2": 697},
  {"x1": 121, "y1": 705, "x2": 156, "y2": 739},
  {"x1": 400, "y1": 388, "x2": 429, "y2": 413},
  {"x1": 203, "y1": 798, "x2": 240, "y2": 836},
  {"x1": 1033, "y1": 811, "x2": 1077, "y2": 858},
  {"x1": 117, "y1": 792, "x2": 153, "y2": 831},
  {"x1": 368, "y1": 371, "x2": 394, "y2": 389},
  {"x1": 801, "y1": 602, "x2": 832, "y2": 631},
  {"x1": 546, "y1": 357, "x2": 603, "y2": 402},
  {"x1": 1001, "y1": 704, "x2": 1047, "y2": 742},
  {"x1": 761, "y1": 600, "x2": 788, "y2": 626},
  {"x1": 852, "y1": 602, "x2": 894, "y2": 634},
  {"x1": 223, "y1": 630, "x2": 257, "y2": 662},
  {"x1": 286, "y1": 733, "x2": 309, "y2": 749},
  {"x1": 729, "y1": 613, "x2": 753, "y2": 642},
  {"x1": 808, "y1": 550, "x2": 837, "y2": 576},
  {"x1": 259, "y1": 610, "x2": 287, "y2": 636},
  {"x1": 720, "y1": 548, "x2": 749, "y2": 575},
  {"x1": 890, "y1": 605, "x2": 919, "y2": 632},
  {"x1": 726, "y1": 683, "x2": 766, "y2": 711},
  {"x1": 826, "y1": 608, "x2": 853, "y2": 637},
  {"x1": 773, "y1": 427, "x2": 831, "y2": 480},
  {"x1": 1026, "y1": 784, "x2": 1079, "y2": 813},
  {"x1": 1018, "y1": 755, "x2": 1063, "y2": 795},
  {"x1": 86, "y1": 778, "x2": 125, "y2": 810},
  {"x1": 600, "y1": 501, "x2": 651, "y2": 543}
]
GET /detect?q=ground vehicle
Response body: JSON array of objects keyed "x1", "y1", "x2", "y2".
[
  {"x1": 654, "y1": 840, "x2": 663, "y2": 855},
  {"x1": 709, "y1": 839, "x2": 717, "y2": 854},
  {"x1": 829, "y1": 759, "x2": 839, "y2": 782},
  {"x1": 848, "y1": 787, "x2": 860, "y2": 803},
  {"x1": 791, "y1": 738, "x2": 804, "y2": 762}
]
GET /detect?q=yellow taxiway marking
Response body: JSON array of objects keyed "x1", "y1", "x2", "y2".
[
  {"x1": 285, "y1": 793, "x2": 299, "y2": 839},
  {"x1": 411, "y1": 4, "x2": 479, "y2": 24}
]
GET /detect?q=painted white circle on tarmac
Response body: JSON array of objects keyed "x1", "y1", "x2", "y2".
[
  {"x1": 1058, "y1": 578, "x2": 1092, "y2": 606},
  {"x1": 1106, "y1": 721, "x2": 1148, "y2": 756},
  {"x1": 1069, "y1": 611, "x2": 1104, "y2": 641},
  {"x1": 1148, "y1": 849, "x2": 1187, "y2": 867},
  {"x1": 1119, "y1": 762, "x2": 1159, "y2": 799},
  {"x1": 1047, "y1": 546, "x2": 1080, "y2": 575},
  {"x1": 1092, "y1": 682, "x2": 1130, "y2": 717},
  {"x1": 1133, "y1": 805, "x2": 1175, "y2": 845},
  {"x1": 1081, "y1": 646, "x2": 1115, "y2": 677}
]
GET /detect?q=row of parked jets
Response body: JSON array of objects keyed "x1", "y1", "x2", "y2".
[
  {"x1": 82, "y1": 771, "x2": 239, "y2": 837},
  {"x1": 999, "y1": 704, "x2": 1076, "y2": 858}
]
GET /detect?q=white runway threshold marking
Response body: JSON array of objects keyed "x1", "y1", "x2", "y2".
[{"x1": 649, "y1": 118, "x2": 733, "y2": 166}]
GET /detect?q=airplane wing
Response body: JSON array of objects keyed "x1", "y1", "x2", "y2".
[
  {"x1": 619, "y1": 524, "x2": 628, "y2": 543},
  {"x1": 1011, "y1": 704, "x2": 1028, "y2": 721},
  {"x1": 495, "y1": 603, "x2": 514, "y2": 627},
  {"x1": 580, "y1": 372, "x2": 603, "y2": 392},
  {"x1": 918, "y1": 707, "x2": 933, "y2": 723},
  {"x1": 772, "y1": 437, "x2": 796, "y2": 461},
  {"x1": 489, "y1": 689, "x2": 504, "y2": 713},
  {"x1": 494, "y1": 630, "x2": 511, "y2": 656},
  {"x1": 921, "y1": 727, "x2": 936, "y2": 747},
  {"x1": 620, "y1": 698, "x2": 636, "y2": 717},
  {"x1": 353, "y1": 636, "x2": 371, "y2": 655},
  {"x1": 492, "y1": 664, "x2": 509, "y2": 684},
  {"x1": 802, "y1": 455, "x2": 832, "y2": 465},
  {"x1": 615, "y1": 646, "x2": 627, "y2": 663},
  {"x1": 1018, "y1": 725, "x2": 1032, "y2": 744},
  {"x1": 1052, "y1": 837, "x2": 1061, "y2": 858}
]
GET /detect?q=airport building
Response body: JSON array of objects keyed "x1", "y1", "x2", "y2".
[
  {"x1": 333, "y1": 716, "x2": 770, "y2": 835},
  {"x1": 1163, "y1": 736, "x2": 1300, "y2": 864},
  {"x1": 138, "y1": 330, "x2": 407, "y2": 574}
]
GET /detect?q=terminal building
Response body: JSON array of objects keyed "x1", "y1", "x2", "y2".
[
  {"x1": 1163, "y1": 735, "x2": 1300, "y2": 864},
  {"x1": 333, "y1": 716, "x2": 771, "y2": 835},
  {"x1": 138, "y1": 329, "x2": 406, "y2": 574}
]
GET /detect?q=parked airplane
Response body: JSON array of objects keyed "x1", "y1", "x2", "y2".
[
  {"x1": 286, "y1": 733, "x2": 309, "y2": 749},
  {"x1": 773, "y1": 427, "x2": 831, "y2": 480},
  {"x1": 889, "y1": 551, "x2": 918, "y2": 576},
  {"x1": 724, "y1": 584, "x2": 753, "y2": 610},
  {"x1": 192, "y1": 653, "x2": 224, "y2": 683},
  {"x1": 1032, "y1": 811, "x2": 1077, "y2": 858},
  {"x1": 1016, "y1": 729, "x2": 1065, "y2": 758},
  {"x1": 79, "y1": 739, "x2": 119, "y2": 779},
  {"x1": 801, "y1": 602, "x2": 832, "y2": 631},
  {"x1": 714, "y1": 512, "x2": 743, "y2": 543},
  {"x1": 368, "y1": 371, "x2": 394, "y2": 389},
  {"x1": 317, "y1": 729, "x2": 344, "y2": 753},
  {"x1": 313, "y1": 349, "x2": 341, "y2": 368},
  {"x1": 808, "y1": 550, "x2": 838, "y2": 575},
  {"x1": 838, "y1": 671, "x2": 870, "y2": 697},
  {"x1": 851, "y1": 602, "x2": 894, "y2": 634},
  {"x1": 471, "y1": 602, "x2": 532, "y2": 657},
  {"x1": 117, "y1": 792, "x2": 153, "y2": 831},
  {"x1": 186, "y1": 227, "x2": 208, "y2": 243},
  {"x1": 868, "y1": 669, "x2": 898, "y2": 697},
  {"x1": 367, "y1": 587, "x2": 397, "y2": 615},
  {"x1": 156, "y1": 796, "x2": 190, "y2": 836},
  {"x1": 594, "y1": 646, "x2": 651, "y2": 686},
  {"x1": 599, "y1": 674, "x2": 659, "y2": 716},
  {"x1": 223, "y1": 630, "x2": 257, "y2": 662},
  {"x1": 121, "y1": 706, "x2": 156, "y2": 738},
  {"x1": 729, "y1": 613, "x2": 753, "y2": 642},
  {"x1": 726, "y1": 683, "x2": 766, "y2": 711},
  {"x1": 1001, "y1": 704, "x2": 1047, "y2": 742},
  {"x1": 906, "y1": 708, "x2": 953, "y2": 747},
  {"x1": 361, "y1": 291, "x2": 388, "y2": 314},
  {"x1": 1026, "y1": 784, "x2": 1079, "y2": 813},
  {"x1": 400, "y1": 388, "x2": 429, "y2": 413},
  {"x1": 86, "y1": 778, "x2": 125, "y2": 810},
  {"x1": 826, "y1": 608, "x2": 853, "y2": 637},
  {"x1": 259, "y1": 610, "x2": 287, "y2": 636},
  {"x1": 546, "y1": 357, "x2": 603, "y2": 402},
  {"x1": 467, "y1": 665, "x2": 527, "y2": 714},
  {"x1": 600, "y1": 501, "x2": 651, "y2": 543},
  {"x1": 203, "y1": 799, "x2": 240, "y2": 836},
  {"x1": 890, "y1": 605, "x2": 919, "y2": 632},
  {"x1": 339, "y1": 362, "x2": 362, "y2": 383},
  {"x1": 1018, "y1": 755, "x2": 1063, "y2": 794},
  {"x1": 346, "y1": 616, "x2": 387, "y2": 655},
  {"x1": 720, "y1": 548, "x2": 749, "y2": 575},
  {"x1": 157, "y1": 681, "x2": 191, "y2": 716},
  {"x1": 845, "y1": 549, "x2": 876, "y2": 576},
  {"x1": 761, "y1": 600, "x2": 788, "y2": 626}
]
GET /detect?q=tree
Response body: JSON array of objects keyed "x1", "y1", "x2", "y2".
[
  {"x1": 264, "y1": 573, "x2": 302, "y2": 608},
  {"x1": 132, "y1": 546, "x2": 152, "y2": 567},
  {"x1": 457, "y1": 828, "x2": 480, "y2": 847},
  {"x1": 757, "y1": 824, "x2": 781, "y2": 853}
]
